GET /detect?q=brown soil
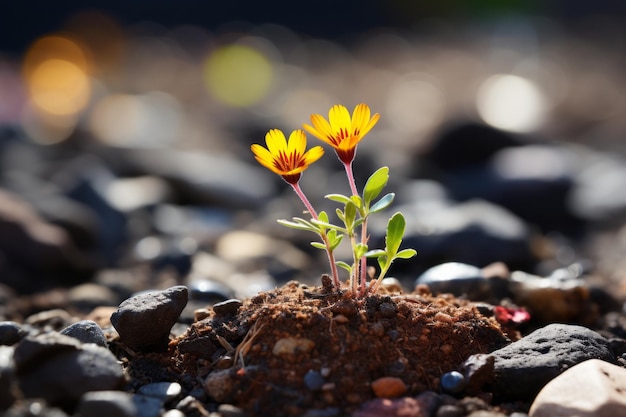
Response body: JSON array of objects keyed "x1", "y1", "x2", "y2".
[{"x1": 162, "y1": 280, "x2": 512, "y2": 416}]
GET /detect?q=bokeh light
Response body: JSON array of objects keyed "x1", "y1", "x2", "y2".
[
  {"x1": 476, "y1": 74, "x2": 547, "y2": 133},
  {"x1": 202, "y1": 42, "x2": 274, "y2": 108}
]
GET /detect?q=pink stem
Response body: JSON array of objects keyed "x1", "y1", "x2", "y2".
[
  {"x1": 290, "y1": 182, "x2": 341, "y2": 290},
  {"x1": 343, "y1": 162, "x2": 369, "y2": 294}
]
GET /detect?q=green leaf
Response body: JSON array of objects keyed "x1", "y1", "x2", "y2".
[
  {"x1": 326, "y1": 194, "x2": 352, "y2": 205},
  {"x1": 369, "y1": 193, "x2": 395, "y2": 214},
  {"x1": 310, "y1": 242, "x2": 326, "y2": 250},
  {"x1": 318, "y1": 211, "x2": 329, "y2": 223},
  {"x1": 336, "y1": 261, "x2": 352, "y2": 272},
  {"x1": 350, "y1": 195, "x2": 363, "y2": 210},
  {"x1": 377, "y1": 254, "x2": 389, "y2": 271},
  {"x1": 277, "y1": 218, "x2": 318, "y2": 232},
  {"x1": 329, "y1": 234, "x2": 344, "y2": 250},
  {"x1": 363, "y1": 167, "x2": 389, "y2": 207},
  {"x1": 355, "y1": 243, "x2": 368, "y2": 259},
  {"x1": 310, "y1": 219, "x2": 346, "y2": 233},
  {"x1": 335, "y1": 208, "x2": 345, "y2": 223},
  {"x1": 394, "y1": 248, "x2": 417, "y2": 259},
  {"x1": 365, "y1": 249, "x2": 386, "y2": 258},
  {"x1": 385, "y1": 212, "x2": 406, "y2": 255},
  {"x1": 344, "y1": 201, "x2": 357, "y2": 230}
]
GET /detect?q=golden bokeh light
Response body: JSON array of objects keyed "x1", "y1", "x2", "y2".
[
  {"x1": 28, "y1": 58, "x2": 90, "y2": 116},
  {"x1": 203, "y1": 43, "x2": 274, "y2": 108}
]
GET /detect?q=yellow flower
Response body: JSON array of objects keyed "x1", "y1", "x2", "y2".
[
  {"x1": 251, "y1": 129, "x2": 324, "y2": 184},
  {"x1": 303, "y1": 103, "x2": 380, "y2": 164}
]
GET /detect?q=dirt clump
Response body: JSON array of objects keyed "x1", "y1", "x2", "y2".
[{"x1": 168, "y1": 281, "x2": 511, "y2": 416}]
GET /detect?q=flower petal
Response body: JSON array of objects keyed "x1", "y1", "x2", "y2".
[
  {"x1": 287, "y1": 129, "x2": 306, "y2": 155},
  {"x1": 302, "y1": 145, "x2": 324, "y2": 166},
  {"x1": 265, "y1": 129, "x2": 287, "y2": 155},
  {"x1": 305, "y1": 114, "x2": 334, "y2": 143},
  {"x1": 351, "y1": 103, "x2": 371, "y2": 131},
  {"x1": 251, "y1": 144, "x2": 281, "y2": 174},
  {"x1": 328, "y1": 104, "x2": 351, "y2": 131}
]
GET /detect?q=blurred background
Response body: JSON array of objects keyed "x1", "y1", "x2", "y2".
[{"x1": 2, "y1": 0, "x2": 626, "y2": 307}]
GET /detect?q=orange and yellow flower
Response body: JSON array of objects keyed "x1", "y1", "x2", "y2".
[
  {"x1": 251, "y1": 128, "x2": 324, "y2": 184},
  {"x1": 303, "y1": 103, "x2": 380, "y2": 164}
]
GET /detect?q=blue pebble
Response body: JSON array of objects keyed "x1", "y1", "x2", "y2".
[
  {"x1": 440, "y1": 371, "x2": 466, "y2": 394},
  {"x1": 303, "y1": 370, "x2": 325, "y2": 391}
]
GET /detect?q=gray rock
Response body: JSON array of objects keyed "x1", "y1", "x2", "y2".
[
  {"x1": 60, "y1": 320, "x2": 107, "y2": 347},
  {"x1": 111, "y1": 286, "x2": 188, "y2": 352},
  {"x1": 133, "y1": 394, "x2": 164, "y2": 417},
  {"x1": 0, "y1": 345, "x2": 15, "y2": 410},
  {"x1": 137, "y1": 381, "x2": 182, "y2": 402},
  {"x1": 76, "y1": 391, "x2": 137, "y2": 417},
  {"x1": 0, "y1": 321, "x2": 27, "y2": 346},
  {"x1": 491, "y1": 324, "x2": 615, "y2": 401},
  {"x1": 14, "y1": 333, "x2": 125, "y2": 408}
]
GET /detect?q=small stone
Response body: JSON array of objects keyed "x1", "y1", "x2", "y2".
[
  {"x1": 204, "y1": 369, "x2": 236, "y2": 403},
  {"x1": 304, "y1": 370, "x2": 325, "y2": 391},
  {"x1": 354, "y1": 391, "x2": 441, "y2": 417},
  {"x1": 25, "y1": 309, "x2": 73, "y2": 331},
  {"x1": 76, "y1": 391, "x2": 137, "y2": 417},
  {"x1": 529, "y1": 359, "x2": 626, "y2": 417},
  {"x1": 0, "y1": 321, "x2": 27, "y2": 346},
  {"x1": 212, "y1": 299, "x2": 243, "y2": 317},
  {"x1": 137, "y1": 382, "x2": 182, "y2": 402},
  {"x1": 371, "y1": 376, "x2": 407, "y2": 398},
  {"x1": 0, "y1": 345, "x2": 16, "y2": 410},
  {"x1": 272, "y1": 337, "x2": 315, "y2": 356},
  {"x1": 60, "y1": 320, "x2": 107, "y2": 347},
  {"x1": 163, "y1": 410, "x2": 186, "y2": 417},
  {"x1": 132, "y1": 394, "x2": 163, "y2": 417},
  {"x1": 440, "y1": 371, "x2": 466, "y2": 394},
  {"x1": 218, "y1": 403, "x2": 247, "y2": 417},
  {"x1": 436, "y1": 404, "x2": 465, "y2": 417},
  {"x1": 110, "y1": 286, "x2": 188, "y2": 352}
]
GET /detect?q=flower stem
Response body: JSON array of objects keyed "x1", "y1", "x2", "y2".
[
  {"x1": 343, "y1": 161, "x2": 369, "y2": 295},
  {"x1": 290, "y1": 182, "x2": 341, "y2": 290}
]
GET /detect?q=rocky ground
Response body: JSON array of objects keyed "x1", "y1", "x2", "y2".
[{"x1": 3, "y1": 19, "x2": 626, "y2": 417}]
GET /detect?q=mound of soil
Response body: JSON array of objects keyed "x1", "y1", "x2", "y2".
[{"x1": 165, "y1": 280, "x2": 512, "y2": 416}]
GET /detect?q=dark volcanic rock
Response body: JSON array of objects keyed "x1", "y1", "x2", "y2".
[
  {"x1": 489, "y1": 323, "x2": 615, "y2": 401},
  {"x1": 13, "y1": 332, "x2": 125, "y2": 409},
  {"x1": 111, "y1": 286, "x2": 188, "y2": 352}
]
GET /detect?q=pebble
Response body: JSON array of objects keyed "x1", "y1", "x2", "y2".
[
  {"x1": 440, "y1": 371, "x2": 466, "y2": 394},
  {"x1": 204, "y1": 368, "x2": 236, "y2": 403},
  {"x1": 0, "y1": 321, "x2": 27, "y2": 346},
  {"x1": 272, "y1": 337, "x2": 315, "y2": 356},
  {"x1": 60, "y1": 320, "x2": 107, "y2": 347},
  {"x1": 304, "y1": 370, "x2": 325, "y2": 391},
  {"x1": 490, "y1": 323, "x2": 615, "y2": 401},
  {"x1": 529, "y1": 359, "x2": 626, "y2": 417},
  {"x1": 0, "y1": 345, "x2": 15, "y2": 409},
  {"x1": 137, "y1": 381, "x2": 182, "y2": 403},
  {"x1": 110, "y1": 285, "x2": 188, "y2": 352},
  {"x1": 212, "y1": 299, "x2": 243, "y2": 317},
  {"x1": 370, "y1": 377, "x2": 408, "y2": 398},
  {"x1": 76, "y1": 391, "x2": 137, "y2": 417},
  {"x1": 436, "y1": 404, "x2": 465, "y2": 417},
  {"x1": 218, "y1": 403, "x2": 248, "y2": 417},
  {"x1": 14, "y1": 332, "x2": 125, "y2": 408},
  {"x1": 416, "y1": 262, "x2": 511, "y2": 302},
  {"x1": 132, "y1": 394, "x2": 164, "y2": 417}
]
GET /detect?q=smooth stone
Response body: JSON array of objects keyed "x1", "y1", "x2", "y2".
[
  {"x1": 371, "y1": 376, "x2": 408, "y2": 398},
  {"x1": 60, "y1": 320, "x2": 107, "y2": 347},
  {"x1": 304, "y1": 370, "x2": 325, "y2": 391},
  {"x1": 14, "y1": 333, "x2": 125, "y2": 408},
  {"x1": 529, "y1": 359, "x2": 626, "y2": 417},
  {"x1": 212, "y1": 299, "x2": 243, "y2": 317},
  {"x1": 490, "y1": 324, "x2": 615, "y2": 401},
  {"x1": 440, "y1": 371, "x2": 466, "y2": 394},
  {"x1": 415, "y1": 262, "x2": 511, "y2": 302},
  {"x1": 132, "y1": 394, "x2": 164, "y2": 417},
  {"x1": 0, "y1": 345, "x2": 15, "y2": 409},
  {"x1": 218, "y1": 403, "x2": 247, "y2": 417},
  {"x1": 110, "y1": 286, "x2": 188, "y2": 352},
  {"x1": 76, "y1": 391, "x2": 137, "y2": 417},
  {"x1": 137, "y1": 381, "x2": 182, "y2": 402},
  {"x1": 68, "y1": 283, "x2": 119, "y2": 312},
  {"x1": 0, "y1": 321, "x2": 27, "y2": 346}
]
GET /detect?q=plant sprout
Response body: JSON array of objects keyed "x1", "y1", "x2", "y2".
[{"x1": 251, "y1": 103, "x2": 416, "y2": 296}]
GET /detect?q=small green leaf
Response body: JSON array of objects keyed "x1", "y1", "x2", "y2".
[
  {"x1": 336, "y1": 261, "x2": 352, "y2": 272},
  {"x1": 363, "y1": 167, "x2": 389, "y2": 207},
  {"x1": 344, "y1": 201, "x2": 357, "y2": 230},
  {"x1": 277, "y1": 218, "x2": 318, "y2": 232},
  {"x1": 377, "y1": 254, "x2": 389, "y2": 271},
  {"x1": 326, "y1": 194, "x2": 352, "y2": 205},
  {"x1": 369, "y1": 193, "x2": 395, "y2": 214},
  {"x1": 329, "y1": 234, "x2": 344, "y2": 250},
  {"x1": 335, "y1": 208, "x2": 345, "y2": 223},
  {"x1": 385, "y1": 212, "x2": 406, "y2": 255},
  {"x1": 350, "y1": 195, "x2": 363, "y2": 210},
  {"x1": 310, "y1": 242, "x2": 326, "y2": 250},
  {"x1": 318, "y1": 210, "x2": 329, "y2": 223},
  {"x1": 355, "y1": 243, "x2": 368, "y2": 259},
  {"x1": 394, "y1": 248, "x2": 417, "y2": 259},
  {"x1": 310, "y1": 219, "x2": 346, "y2": 233},
  {"x1": 365, "y1": 249, "x2": 386, "y2": 258}
]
